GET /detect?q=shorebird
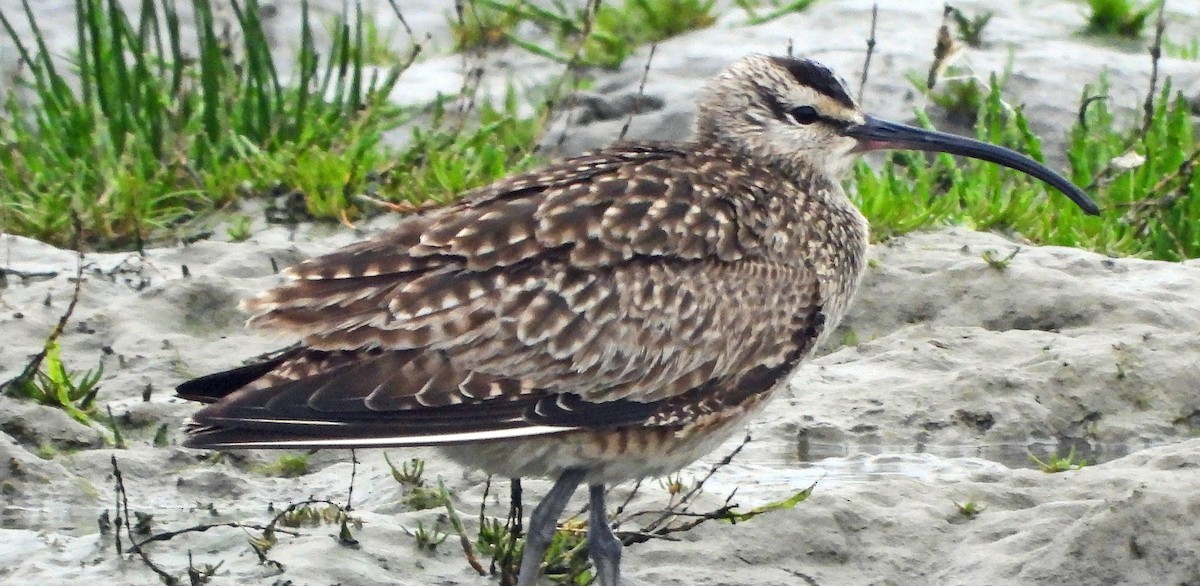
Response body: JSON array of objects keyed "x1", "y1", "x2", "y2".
[{"x1": 178, "y1": 55, "x2": 1098, "y2": 585}]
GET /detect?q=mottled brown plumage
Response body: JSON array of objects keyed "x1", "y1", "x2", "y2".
[
  {"x1": 181, "y1": 140, "x2": 864, "y2": 455},
  {"x1": 178, "y1": 55, "x2": 1097, "y2": 586}
]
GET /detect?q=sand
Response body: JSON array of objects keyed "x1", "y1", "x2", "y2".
[{"x1": 2, "y1": 1, "x2": 1200, "y2": 585}]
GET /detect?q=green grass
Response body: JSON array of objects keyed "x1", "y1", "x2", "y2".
[
  {"x1": 0, "y1": 0, "x2": 406, "y2": 248},
  {"x1": 327, "y1": 10, "x2": 406, "y2": 66},
  {"x1": 259, "y1": 453, "x2": 311, "y2": 477},
  {"x1": 384, "y1": 454, "x2": 426, "y2": 486},
  {"x1": 379, "y1": 89, "x2": 544, "y2": 209},
  {"x1": 851, "y1": 72, "x2": 1200, "y2": 260},
  {"x1": 926, "y1": 75, "x2": 994, "y2": 124},
  {"x1": 225, "y1": 214, "x2": 252, "y2": 242},
  {"x1": 451, "y1": 0, "x2": 526, "y2": 51},
  {"x1": 1, "y1": 0, "x2": 1197, "y2": 266},
  {"x1": 459, "y1": 0, "x2": 717, "y2": 69},
  {"x1": 1066, "y1": 79, "x2": 1200, "y2": 260},
  {"x1": 734, "y1": 0, "x2": 819, "y2": 26},
  {"x1": 106, "y1": 405, "x2": 127, "y2": 448},
  {"x1": 0, "y1": 0, "x2": 546, "y2": 250},
  {"x1": 1082, "y1": 0, "x2": 1160, "y2": 38}
]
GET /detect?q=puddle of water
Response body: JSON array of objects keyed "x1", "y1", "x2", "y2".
[
  {"x1": 796, "y1": 439, "x2": 1152, "y2": 470},
  {"x1": 685, "y1": 438, "x2": 1175, "y2": 506},
  {"x1": 0, "y1": 506, "x2": 99, "y2": 536},
  {"x1": 0, "y1": 503, "x2": 211, "y2": 538},
  {"x1": 701, "y1": 451, "x2": 999, "y2": 493}
]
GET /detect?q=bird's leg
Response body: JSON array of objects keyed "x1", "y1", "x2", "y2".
[
  {"x1": 587, "y1": 484, "x2": 622, "y2": 586},
  {"x1": 517, "y1": 469, "x2": 586, "y2": 586}
]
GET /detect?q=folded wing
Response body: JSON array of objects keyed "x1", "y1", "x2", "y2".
[{"x1": 179, "y1": 144, "x2": 824, "y2": 449}]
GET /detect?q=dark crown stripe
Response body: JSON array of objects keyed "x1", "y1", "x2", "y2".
[{"x1": 767, "y1": 56, "x2": 855, "y2": 109}]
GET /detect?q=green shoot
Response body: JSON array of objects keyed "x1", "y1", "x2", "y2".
[
  {"x1": 1029, "y1": 447, "x2": 1088, "y2": 473},
  {"x1": 475, "y1": 516, "x2": 509, "y2": 556},
  {"x1": 152, "y1": 423, "x2": 171, "y2": 447},
  {"x1": 106, "y1": 405, "x2": 127, "y2": 449},
  {"x1": 542, "y1": 518, "x2": 590, "y2": 584},
  {"x1": 225, "y1": 214, "x2": 253, "y2": 242},
  {"x1": 385, "y1": 454, "x2": 425, "y2": 486},
  {"x1": 949, "y1": 7, "x2": 993, "y2": 48},
  {"x1": 721, "y1": 484, "x2": 814, "y2": 523},
  {"x1": 277, "y1": 502, "x2": 354, "y2": 528},
  {"x1": 954, "y1": 499, "x2": 986, "y2": 517},
  {"x1": 384, "y1": 454, "x2": 446, "y2": 509},
  {"x1": 409, "y1": 520, "x2": 449, "y2": 551},
  {"x1": 981, "y1": 247, "x2": 1020, "y2": 270},
  {"x1": 7, "y1": 340, "x2": 102, "y2": 425}
]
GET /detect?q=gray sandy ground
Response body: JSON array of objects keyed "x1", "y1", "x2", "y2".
[{"x1": 2, "y1": 1, "x2": 1200, "y2": 585}]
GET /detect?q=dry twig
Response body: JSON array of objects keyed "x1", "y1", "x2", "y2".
[
  {"x1": 618, "y1": 44, "x2": 657, "y2": 141},
  {"x1": 1141, "y1": 2, "x2": 1167, "y2": 137},
  {"x1": 858, "y1": 3, "x2": 879, "y2": 103}
]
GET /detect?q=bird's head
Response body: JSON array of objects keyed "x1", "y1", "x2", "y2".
[{"x1": 695, "y1": 54, "x2": 1099, "y2": 215}]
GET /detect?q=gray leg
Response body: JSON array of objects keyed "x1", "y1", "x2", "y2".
[
  {"x1": 588, "y1": 484, "x2": 622, "y2": 586},
  {"x1": 517, "y1": 469, "x2": 586, "y2": 586}
]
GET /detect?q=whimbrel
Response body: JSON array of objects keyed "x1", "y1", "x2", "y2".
[{"x1": 178, "y1": 55, "x2": 1098, "y2": 585}]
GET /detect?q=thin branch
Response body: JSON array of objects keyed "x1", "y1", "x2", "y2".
[
  {"x1": 134, "y1": 521, "x2": 300, "y2": 547},
  {"x1": 1141, "y1": 1, "x2": 1166, "y2": 137},
  {"x1": 547, "y1": 0, "x2": 605, "y2": 155},
  {"x1": 1083, "y1": 1, "x2": 1171, "y2": 194},
  {"x1": 1121, "y1": 147, "x2": 1200, "y2": 224},
  {"x1": 446, "y1": 0, "x2": 487, "y2": 134},
  {"x1": 858, "y1": 3, "x2": 878, "y2": 103},
  {"x1": 384, "y1": 0, "x2": 416, "y2": 40},
  {"x1": 346, "y1": 449, "x2": 358, "y2": 510},
  {"x1": 617, "y1": 43, "x2": 656, "y2": 142},
  {"x1": 926, "y1": 4, "x2": 959, "y2": 90},
  {"x1": 263, "y1": 498, "x2": 348, "y2": 533},
  {"x1": 1077, "y1": 93, "x2": 1108, "y2": 131},
  {"x1": 611, "y1": 478, "x2": 643, "y2": 519},
  {"x1": 615, "y1": 432, "x2": 752, "y2": 545},
  {"x1": 0, "y1": 268, "x2": 58, "y2": 280},
  {"x1": 494, "y1": 477, "x2": 524, "y2": 583},
  {"x1": 112, "y1": 456, "x2": 178, "y2": 584}
]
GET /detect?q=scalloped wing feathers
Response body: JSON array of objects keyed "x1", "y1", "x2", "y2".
[{"x1": 181, "y1": 143, "x2": 829, "y2": 448}]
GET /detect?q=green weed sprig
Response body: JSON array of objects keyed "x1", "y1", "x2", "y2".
[
  {"x1": 8, "y1": 340, "x2": 102, "y2": 425},
  {"x1": 0, "y1": 0, "x2": 412, "y2": 248}
]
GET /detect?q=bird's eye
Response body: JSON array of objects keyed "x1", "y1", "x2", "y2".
[{"x1": 788, "y1": 105, "x2": 819, "y2": 125}]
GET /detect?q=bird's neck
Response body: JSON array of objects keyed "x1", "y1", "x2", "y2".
[{"x1": 685, "y1": 139, "x2": 869, "y2": 335}]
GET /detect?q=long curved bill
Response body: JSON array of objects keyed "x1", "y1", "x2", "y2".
[{"x1": 842, "y1": 115, "x2": 1100, "y2": 215}]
